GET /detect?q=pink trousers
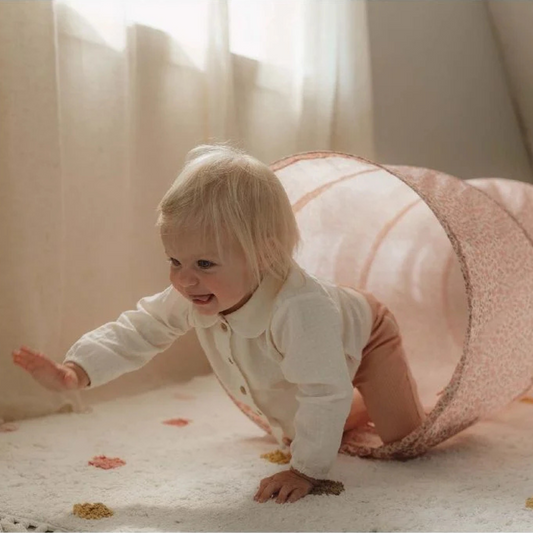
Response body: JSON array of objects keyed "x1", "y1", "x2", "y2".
[
  {"x1": 229, "y1": 291, "x2": 426, "y2": 448},
  {"x1": 349, "y1": 291, "x2": 425, "y2": 444}
]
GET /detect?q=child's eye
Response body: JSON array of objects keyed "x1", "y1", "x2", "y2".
[
  {"x1": 197, "y1": 260, "x2": 215, "y2": 269},
  {"x1": 167, "y1": 258, "x2": 180, "y2": 268}
]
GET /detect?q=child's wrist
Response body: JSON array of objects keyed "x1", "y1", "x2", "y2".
[
  {"x1": 64, "y1": 362, "x2": 90, "y2": 388},
  {"x1": 289, "y1": 466, "x2": 319, "y2": 485}
]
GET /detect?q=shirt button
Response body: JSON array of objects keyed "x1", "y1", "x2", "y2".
[
  {"x1": 221, "y1": 323, "x2": 228, "y2": 332},
  {"x1": 228, "y1": 357, "x2": 234, "y2": 364},
  {"x1": 240, "y1": 386, "x2": 247, "y2": 395}
]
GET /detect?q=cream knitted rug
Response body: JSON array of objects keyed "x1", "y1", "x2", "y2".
[{"x1": 1, "y1": 374, "x2": 532, "y2": 532}]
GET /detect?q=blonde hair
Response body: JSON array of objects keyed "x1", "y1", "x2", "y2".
[{"x1": 157, "y1": 144, "x2": 300, "y2": 285}]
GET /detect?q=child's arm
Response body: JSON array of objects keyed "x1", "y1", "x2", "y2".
[
  {"x1": 270, "y1": 295, "x2": 354, "y2": 479},
  {"x1": 14, "y1": 286, "x2": 192, "y2": 391}
]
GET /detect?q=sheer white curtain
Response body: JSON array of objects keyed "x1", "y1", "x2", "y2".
[{"x1": 0, "y1": 0, "x2": 373, "y2": 420}]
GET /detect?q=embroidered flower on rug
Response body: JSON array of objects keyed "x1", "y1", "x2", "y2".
[
  {"x1": 73, "y1": 502, "x2": 113, "y2": 519},
  {"x1": 88, "y1": 455, "x2": 126, "y2": 469},
  {"x1": 310, "y1": 480, "x2": 345, "y2": 496},
  {"x1": 260, "y1": 450, "x2": 291, "y2": 464},
  {"x1": 163, "y1": 418, "x2": 191, "y2": 427}
]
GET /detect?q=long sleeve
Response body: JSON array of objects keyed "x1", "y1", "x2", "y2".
[
  {"x1": 64, "y1": 286, "x2": 192, "y2": 388},
  {"x1": 271, "y1": 293, "x2": 354, "y2": 479}
]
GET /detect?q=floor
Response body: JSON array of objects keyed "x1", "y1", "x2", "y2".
[{"x1": 1, "y1": 374, "x2": 533, "y2": 532}]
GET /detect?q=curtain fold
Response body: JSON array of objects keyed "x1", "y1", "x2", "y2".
[
  {"x1": 486, "y1": 1, "x2": 533, "y2": 170},
  {"x1": 0, "y1": 1, "x2": 66, "y2": 420},
  {"x1": 0, "y1": 0, "x2": 374, "y2": 420},
  {"x1": 206, "y1": 0, "x2": 236, "y2": 140}
]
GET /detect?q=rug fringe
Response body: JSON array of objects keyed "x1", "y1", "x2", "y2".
[{"x1": 0, "y1": 513, "x2": 63, "y2": 533}]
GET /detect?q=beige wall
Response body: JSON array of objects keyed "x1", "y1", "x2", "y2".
[{"x1": 368, "y1": 0, "x2": 533, "y2": 182}]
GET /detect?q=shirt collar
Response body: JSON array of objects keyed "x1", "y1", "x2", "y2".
[
  {"x1": 189, "y1": 273, "x2": 284, "y2": 338},
  {"x1": 224, "y1": 274, "x2": 284, "y2": 338},
  {"x1": 189, "y1": 308, "x2": 219, "y2": 329}
]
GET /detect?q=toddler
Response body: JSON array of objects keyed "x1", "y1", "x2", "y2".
[{"x1": 13, "y1": 145, "x2": 425, "y2": 504}]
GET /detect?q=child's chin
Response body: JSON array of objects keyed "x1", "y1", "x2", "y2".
[
  {"x1": 196, "y1": 307, "x2": 218, "y2": 316},
  {"x1": 194, "y1": 299, "x2": 219, "y2": 315}
]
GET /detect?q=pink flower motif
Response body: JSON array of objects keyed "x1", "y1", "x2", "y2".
[
  {"x1": 0, "y1": 422, "x2": 18, "y2": 432},
  {"x1": 163, "y1": 418, "x2": 191, "y2": 427},
  {"x1": 88, "y1": 455, "x2": 126, "y2": 469}
]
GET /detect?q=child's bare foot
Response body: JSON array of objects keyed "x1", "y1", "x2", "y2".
[{"x1": 12, "y1": 346, "x2": 83, "y2": 391}]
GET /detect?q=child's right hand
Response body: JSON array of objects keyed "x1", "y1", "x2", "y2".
[{"x1": 12, "y1": 346, "x2": 88, "y2": 391}]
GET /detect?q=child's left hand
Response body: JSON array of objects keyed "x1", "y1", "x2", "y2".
[{"x1": 254, "y1": 468, "x2": 318, "y2": 504}]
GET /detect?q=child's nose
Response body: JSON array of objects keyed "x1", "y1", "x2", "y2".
[{"x1": 175, "y1": 270, "x2": 198, "y2": 287}]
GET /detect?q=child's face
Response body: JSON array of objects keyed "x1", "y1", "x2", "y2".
[{"x1": 161, "y1": 230, "x2": 257, "y2": 316}]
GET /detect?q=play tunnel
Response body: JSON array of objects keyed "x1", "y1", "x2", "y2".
[{"x1": 234, "y1": 151, "x2": 533, "y2": 460}]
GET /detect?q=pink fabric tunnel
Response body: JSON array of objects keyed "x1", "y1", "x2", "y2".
[{"x1": 231, "y1": 152, "x2": 533, "y2": 460}]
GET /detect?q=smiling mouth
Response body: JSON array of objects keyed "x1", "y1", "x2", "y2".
[{"x1": 190, "y1": 294, "x2": 214, "y2": 304}]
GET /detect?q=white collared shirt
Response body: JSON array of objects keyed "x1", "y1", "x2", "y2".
[{"x1": 64, "y1": 266, "x2": 372, "y2": 479}]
